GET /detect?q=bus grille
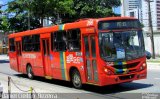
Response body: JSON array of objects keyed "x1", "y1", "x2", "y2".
[
  {"x1": 112, "y1": 62, "x2": 139, "y2": 69},
  {"x1": 112, "y1": 62, "x2": 139, "y2": 74},
  {"x1": 119, "y1": 74, "x2": 135, "y2": 80}
]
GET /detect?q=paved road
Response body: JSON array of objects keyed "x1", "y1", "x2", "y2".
[{"x1": 0, "y1": 57, "x2": 160, "y2": 99}]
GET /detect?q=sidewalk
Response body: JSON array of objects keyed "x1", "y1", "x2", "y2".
[
  {"x1": 0, "y1": 54, "x2": 9, "y2": 60},
  {"x1": 146, "y1": 58, "x2": 160, "y2": 63},
  {"x1": 0, "y1": 73, "x2": 92, "y2": 99},
  {"x1": 0, "y1": 73, "x2": 59, "y2": 98},
  {"x1": 0, "y1": 73, "x2": 53, "y2": 93}
]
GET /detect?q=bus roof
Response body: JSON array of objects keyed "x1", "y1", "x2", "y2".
[{"x1": 8, "y1": 17, "x2": 137, "y2": 38}]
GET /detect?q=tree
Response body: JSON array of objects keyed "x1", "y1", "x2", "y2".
[
  {"x1": 0, "y1": 6, "x2": 3, "y2": 29},
  {"x1": 7, "y1": 0, "x2": 75, "y2": 28},
  {"x1": 5, "y1": 0, "x2": 42, "y2": 32},
  {"x1": 60, "y1": 0, "x2": 121, "y2": 23},
  {"x1": 4, "y1": 0, "x2": 121, "y2": 32},
  {"x1": 8, "y1": 14, "x2": 41, "y2": 32}
]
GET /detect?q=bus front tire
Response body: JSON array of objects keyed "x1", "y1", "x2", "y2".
[
  {"x1": 71, "y1": 69, "x2": 82, "y2": 89},
  {"x1": 26, "y1": 65, "x2": 34, "y2": 79}
]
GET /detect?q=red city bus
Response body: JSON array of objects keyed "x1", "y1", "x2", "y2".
[{"x1": 8, "y1": 17, "x2": 147, "y2": 88}]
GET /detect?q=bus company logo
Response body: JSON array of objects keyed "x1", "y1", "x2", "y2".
[
  {"x1": 87, "y1": 19, "x2": 93, "y2": 26},
  {"x1": 66, "y1": 54, "x2": 81, "y2": 64},
  {"x1": 22, "y1": 54, "x2": 36, "y2": 59}
]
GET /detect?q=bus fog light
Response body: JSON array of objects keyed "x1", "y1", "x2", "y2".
[
  {"x1": 115, "y1": 78, "x2": 118, "y2": 82},
  {"x1": 140, "y1": 63, "x2": 146, "y2": 71},
  {"x1": 104, "y1": 68, "x2": 108, "y2": 73},
  {"x1": 140, "y1": 66, "x2": 143, "y2": 70},
  {"x1": 142, "y1": 63, "x2": 146, "y2": 67},
  {"x1": 104, "y1": 68, "x2": 113, "y2": 75}
]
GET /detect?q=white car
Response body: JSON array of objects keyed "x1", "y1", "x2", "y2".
[{"x1": 0, "y1": 83, "x2": 3, "y2": 98}]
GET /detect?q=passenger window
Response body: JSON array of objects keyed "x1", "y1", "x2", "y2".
[
  {"x1": 9, "y1": 38, "x2": 15, "y2": 52},
  {"x1": 22, "y1": 34, "x2": 40, "y2": 52},
  {"x1": 22, "y1": 36, "x2": 32, "y2": 51},
  {"x1": 52, "y1": 31, "x2": 67, "y2": 51},
  {"x1": 67, "y1": 29, "x2": 81, "y2": 52},
  {"x1": 51, "y1": 29, "x2": 81, "y2": 52},
  {"x1": 91, "y1": 36, "x2": 96, "y2": 58},
  {"x1": 32, "y1": 35, "x2": 40, "y2": 51},
  {"x1": 84, "y1": 36, "x2": 90, "y2": 57}
]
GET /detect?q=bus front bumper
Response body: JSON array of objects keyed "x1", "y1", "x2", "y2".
[{"x1": 100, "y1": 69, "x2": 147, "y2": 86}]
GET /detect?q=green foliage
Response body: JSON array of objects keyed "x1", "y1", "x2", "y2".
[
  {"x1": 0, "y1": 7, "x2": 8, "y2": 32},
  {"x1": 1, "y1": 0, "x2": 121, "y2": 32},
  {"x1": 61, "y1": 0, "x2": 121, "y2": 22},
  {"x1": 0, "y1": 16, "x2": 9, "y2": 32},
  {"x1": 8, "y1": 14, "x2": 41, "y2": 32},
  {"x1": 73, "y1": 0, "x2": 121, "y2": 18}
]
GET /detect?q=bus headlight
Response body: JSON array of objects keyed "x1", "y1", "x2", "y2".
[
  {"x1": 139, "y1": 63, "x2": 146, "y2": 71},
  {"x1": 104, "y1": 67, "x2": 113, "y2": 75}
]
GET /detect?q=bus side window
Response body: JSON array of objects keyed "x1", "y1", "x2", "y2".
[
  {"x1": 67, "y1": 29, "x2": 81, "y2": 52},
  {"x1": 9, "y1": 38, "x2": 15, "y2": 52},
  {"x1": 52, "y1": 31, "x2": 67, "y2": 51},
  {"x1": 22, "y1": 34, "x2": 40, "y2": 52},
  {"x1": 22, "y1": 36, "x2": 32, "y2": 51},
  {"x1": 32, "y1": 35, "x2": 40, "y2": 52}
]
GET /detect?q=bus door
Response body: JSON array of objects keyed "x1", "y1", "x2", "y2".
[
  {"x1": 42, "y1": 39, "x2": 52, "y2": 77},
  {"x1": 16, "y1": 41, "x2": 22, "y2": 72},
  {"x1": 83, "y1": 35, "x2": 98, "y2": 83}
]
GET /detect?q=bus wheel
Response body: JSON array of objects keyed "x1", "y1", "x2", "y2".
[
  {"x1": 71, "y1": 69, "x2": 82, "y2": 89},
  {"x1": 27, "y1": 65, "x2": 34, "y2": 79}
]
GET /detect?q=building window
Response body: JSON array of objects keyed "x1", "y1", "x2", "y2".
[
  {"x1": 9, "y1": 38, "x2": 15, "y2": 52},
  {"x1": 130, "y1": 12, "x2": 135, "y2": 17}
]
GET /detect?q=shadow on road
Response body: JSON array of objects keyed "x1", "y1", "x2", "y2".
[
  {"x1": 0, "y1": 60, "x2": 9, "y2": 64},
  {"x1": 82, "y1": 83, "x2": 153, "y2": 94},
  {"x1": 14, "y1": 74, "x2": 153, "y2": 94}
]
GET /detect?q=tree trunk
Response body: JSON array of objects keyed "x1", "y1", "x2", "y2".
[{"x1": 40, "y1": 17, "x2": 44, "y2": 27}]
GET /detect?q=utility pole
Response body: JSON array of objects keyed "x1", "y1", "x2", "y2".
[
  {"x1": 28, "y1": 9, "x2": 30, "y2": 30},
  {"x1": 146, "y1": 0, "x2": 155, "y2": 59},
  {"x1": 28, "y1": 1, "x2": 31, "y2": 30}
]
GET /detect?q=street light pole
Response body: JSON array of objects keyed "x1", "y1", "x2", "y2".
[{"x1": 146, "y1": 0, "x2": 155, "y2": 59}]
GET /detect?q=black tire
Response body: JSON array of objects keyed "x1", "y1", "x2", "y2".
[
  {"x1": 26, "y1": 65, "x2": 34, "y2": 79},
  {"x1": 71, "y1": 69, "x2": 82, "y2": 89}
]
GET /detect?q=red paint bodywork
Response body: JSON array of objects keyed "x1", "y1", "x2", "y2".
[{"x1": 8, "y1": 17, "x2": 147, "y2": 86}]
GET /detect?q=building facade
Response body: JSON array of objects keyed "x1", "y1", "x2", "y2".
[
  {"x1": 121, "y1": 0, "x2": 160, "y2": 56},
  {"x1": 121, "y1": 0, "x2": 160, "y2": 31},
  {"x1": 121, "y1": 0, "x2": 142, "y2": 17},
  {"x1": 141, "y1": 0, "x2": 159, "y2": 31},
  {"x1": 0, "y1": 31, "x2": 8, "y2": 54}
]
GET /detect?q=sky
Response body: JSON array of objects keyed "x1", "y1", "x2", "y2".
[
  {"x1": 0, "y1": 0, "x2": 121, "y2": 14},
  {"x1": 0, "y1": 0, "x2": 13, "y2": 10},
  {"x1": 113, "y1": 7, "x2": 121, "y2": 14}
]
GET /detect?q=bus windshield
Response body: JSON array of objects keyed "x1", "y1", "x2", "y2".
[{"x1": 99, "y1": 30, "x2": 145, "y2": 61}]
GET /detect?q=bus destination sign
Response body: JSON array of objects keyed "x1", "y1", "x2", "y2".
[{"x1": 98, "y1": 20, "x2": 141, "y2": 30}]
